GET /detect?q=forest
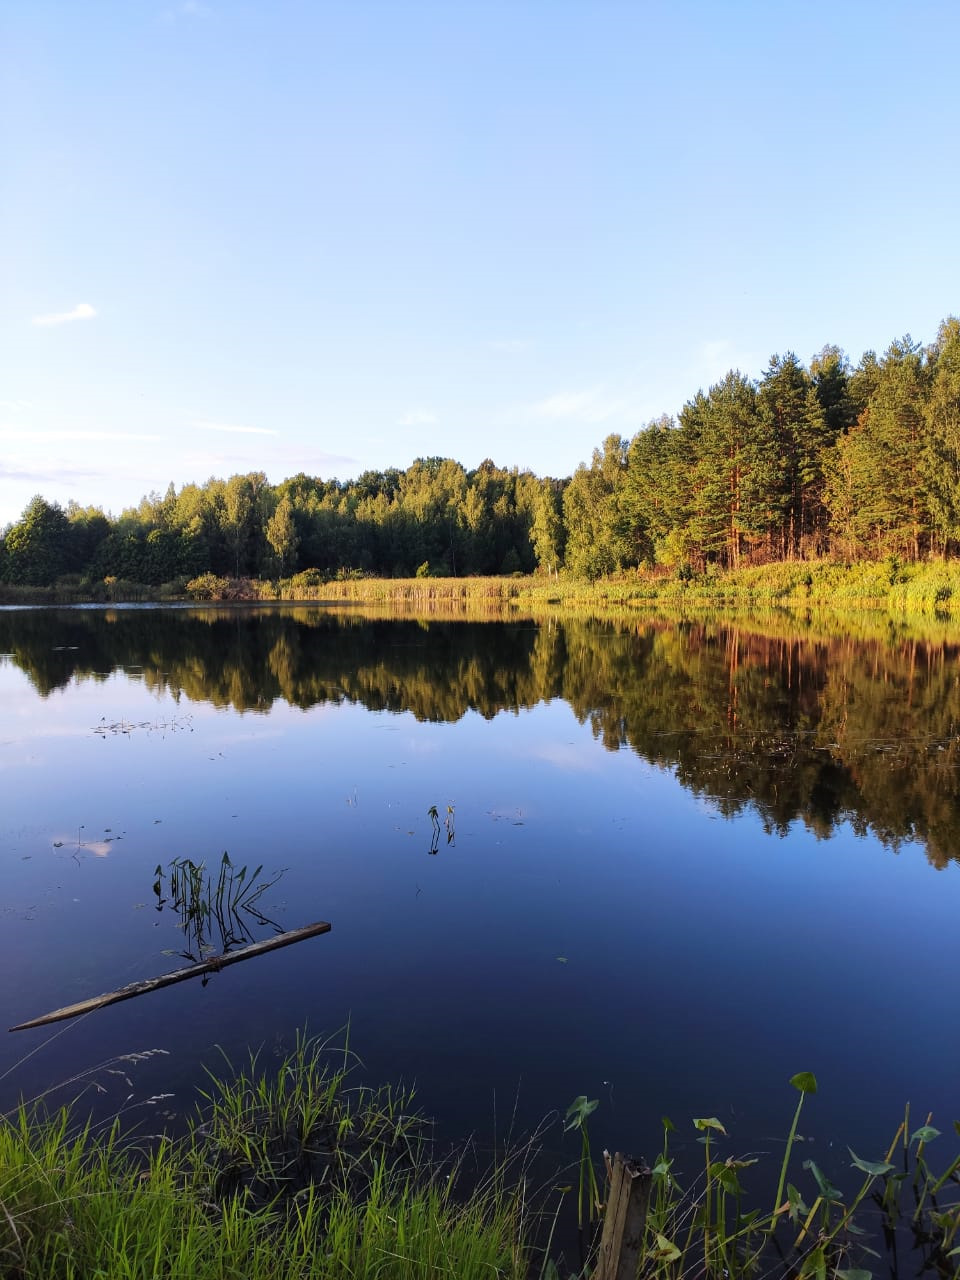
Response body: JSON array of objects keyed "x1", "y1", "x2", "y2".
[{"x1": 2, "y1": 317, "x2": 960, "y2": 589}]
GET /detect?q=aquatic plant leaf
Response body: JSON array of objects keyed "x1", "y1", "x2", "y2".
[
  {"x1": 661, "y1": 1115, "x2": 676, "y2": 1133},
  {"x1": 564, "y1": 1095, "x2": 598, "y2": 1130},
  {"x1": 693, "y1": 1116, "x2": 727, "y2": 1135},
  {"x1": 716, "y1": 1166, "x2": 742, "y2": 1195},
  {"x1": 836, "y1": 1270, "x2": 873, "y2": 1280},
  {"x1": 653, "y1": 1233, "x2": 681, "y2": 1263},
  {"x1": 786, "y1": 1182, "x2": 808, "y2": 1219},
  {"x1": 800, "y1": 1245, "x2": 826, "y2": 1280},
  {"x1": 790, "y1": 1071, "x2": 818, "y2": 1094},
  {"x1": 911, "y1": 1125, "x2": 940, "y2": 1144},
  {"x1": 803, "y1": 1160, "x2": 841, "y2": 1201},
  {"x1": 848, "y1": 1149, "x2": 895, "y2": 1177}
]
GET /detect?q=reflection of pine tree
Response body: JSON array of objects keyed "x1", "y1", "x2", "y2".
[{"x1": 5, "y1": 608, "x2": 960, "y2": 867}]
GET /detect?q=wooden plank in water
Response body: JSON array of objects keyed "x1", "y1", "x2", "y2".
[{"x1": 8, "y1": 921, "x2": 332, "y2": 1032}]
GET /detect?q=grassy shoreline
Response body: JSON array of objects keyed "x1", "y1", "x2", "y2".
[
  {"x1": 1, "y1": 1036, "x2": 537, "y2": 1280},
  {"x1": 4, "y1": 559, "x2": 960, "y2": 621},
  {"x1": 3, "y1": 1040, "x2": 958, "y2": 1279}
]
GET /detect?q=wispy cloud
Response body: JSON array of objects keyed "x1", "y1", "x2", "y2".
[
  {"x1": 397, "y1": 409, "x2": 438, "y2": 427},
  {"x1": 160, "y1": 0, "x2": 212, "y2": 18},
  {"x1": 694, "y1": 339, "x2": 760, "y2": 388},
  {"x1": 31, "y1": 303, "x2": 97, "y2": 328},
  {"x1": 0, "y1": 461, "x2": 102, "y2": 484},
  {"x1": 488, "y1": 339, "x2": 531, "y2": 354},
  {"x1": 531, "y1": 388, "x2": 624, "y2": 424},
  {"x1": 192, "y1": 419, "x2": 278, "y2": 437},
  {"x1": 181, "y1": 444, "x2": 356, "y2": 478},
  {"x1": 0, "y1": 429, "x2": 161, "y2": 443}
]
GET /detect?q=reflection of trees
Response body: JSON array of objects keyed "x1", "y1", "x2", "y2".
[{"x1": 2, "y1": 607, "x2": 960, "y2": 867}]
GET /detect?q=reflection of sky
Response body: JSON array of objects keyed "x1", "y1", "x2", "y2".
[{"x1": 1, "y1": 660, "x2": 958, "y2": 1201}]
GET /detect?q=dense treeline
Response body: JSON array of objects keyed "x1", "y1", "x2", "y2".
[
  {"x1": 3, "y1": 317, "x2": 959, "y2": 587},
  {"x1": 4, "y1": 607, "x2": 959, "y2": 867},
  {"x1": 0, "y1": 461, "x2": 558, "y2": 588}
]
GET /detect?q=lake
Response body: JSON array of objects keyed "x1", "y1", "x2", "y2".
[{"x1": 1, "y1": 604, "x2": 958, "y2": 1200}]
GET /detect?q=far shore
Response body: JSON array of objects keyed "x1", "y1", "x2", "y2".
[{"x1": 3, "y1": 558, "x2": 960, "y2": 626}]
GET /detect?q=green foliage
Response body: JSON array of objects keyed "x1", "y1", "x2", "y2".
[
  {"x1": 0, "y1": 1035, "x2": 534, "y2": 1279},
  {"x1": 1, "y1": 495, "x2": 70, "y2": 585},
  {"x1": 185, "y1": 572, "x2": 234, "y2": 600},
  {"x1": 564, "y1": 1095, "x2": 601, "y2": 1230},
  {"x1": 5, "y1": 315, "x2": 960, "y2": 590},
  {"x1": 632, "y1": 1079, "x2": 960, "y2": 1280},
  {"x1": 562, "y1": 435, "x2": 634, "y2": 579}
]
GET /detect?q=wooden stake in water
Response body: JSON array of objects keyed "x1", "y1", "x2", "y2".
[{"x1": 592, "y1": 1152, "x2": 652, "y2": 1280}]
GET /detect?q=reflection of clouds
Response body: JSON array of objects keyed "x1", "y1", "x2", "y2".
[
  {"x1": 0, "y1": 757, "x2": 45, "y2": 771},
  {"x1": 401, "y1": 738, "x2": 443, "y2": 756},
  {"x1": 527, "y1": 742, "x2": 600, "y2": 772},
  {"x1": 83, "y1": 841, "x2": 113, "y2": 858},
  {"x1": 3, "y1": 724, "x2": 89, "y2": 737},
  {"x1": 208, "y1": 728, "x2": 288, "y2": 746},
  {"x1": 692, "y1": 794, "x2": 722, "y2": 818},
  {"x1": 51, "y1": 838, "x2": 115, "y2": 857}
]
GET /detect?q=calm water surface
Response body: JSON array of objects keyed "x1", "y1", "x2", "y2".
[{"x1": 1, "y1": 605, "x2": 958, "y2": 1190}]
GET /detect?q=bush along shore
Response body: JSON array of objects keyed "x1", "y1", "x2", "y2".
[
  {"x1": 2, "y1": 1042, "x2": 958, "y2": 1279},
  {"x1": 5, "y1": 559, "x2": 960, "y2": 622}
]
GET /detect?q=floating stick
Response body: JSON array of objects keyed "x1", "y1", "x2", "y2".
[{"x1": 9, "y1": 921, "x2": 332, "y2": 1032}]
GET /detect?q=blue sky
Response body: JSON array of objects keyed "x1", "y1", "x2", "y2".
[{"x1": 2, "y1": 0, "x2": 959, "y2": 525}]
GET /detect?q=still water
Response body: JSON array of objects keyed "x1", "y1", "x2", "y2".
[{"x1": 1, "y1": 605, "x2": 958, "y2": 1189}]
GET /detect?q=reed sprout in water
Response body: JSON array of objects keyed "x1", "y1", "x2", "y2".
[{"x1": 153, "y1": 852, "x2": 285, "y2": 962}]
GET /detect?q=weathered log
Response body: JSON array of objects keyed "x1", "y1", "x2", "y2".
[
  {"x1": 592, "y1": 1151, "x2": 652, "y2": 1280},
  {"x1": 9, "y1": 921, "x2": 332, "y2": 1032}
]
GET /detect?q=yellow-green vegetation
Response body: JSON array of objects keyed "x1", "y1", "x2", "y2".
[
  {"x1": 184, "y1": 558, "x2": 960, "y2": 623},
  {"x1": 6, "y1": 557, "x2": 960, "y2": 623},
  {"x1": 508, "y1": 558, "x2": 960, "y2": 620},
  {"x1": 0, "y1": 1036, "x2": 533, "y2": 1280}
]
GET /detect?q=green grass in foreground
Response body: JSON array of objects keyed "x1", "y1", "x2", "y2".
[
  {"x1": 2, "y1": 1040, "x2": 958, "y2": 1280},
  {"x1": 0, "y1": 1034, "x2": 533, "y2": 1280}
]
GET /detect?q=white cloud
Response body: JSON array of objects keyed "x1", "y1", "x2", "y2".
[
  {"x1": 531, "y1": 388, "x2": 624, "y2": 424},
  {"x1": 192, "y1": 419, "x2": 279, "y2": 437},
  {"x1": 397, "y1": 409, "x2": 438, "y2": 427},
  {"x1": 31, "y1": 303, "x2": 97, "y2": 328}
]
